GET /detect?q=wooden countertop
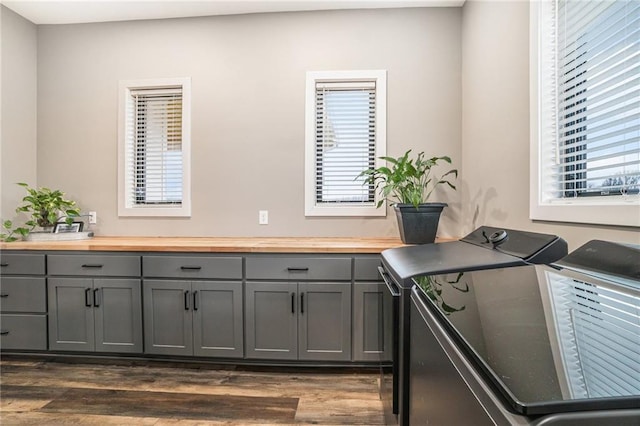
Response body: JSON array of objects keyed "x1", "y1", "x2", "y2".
[{"x1": 0, "y1": 236, "x2": 406, "y2": 253}]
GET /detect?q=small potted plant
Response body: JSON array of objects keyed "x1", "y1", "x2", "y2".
[
  {"x1": 1, "y1": 183, "x2": 80, "y2": 242},
  {"x1": 358, "y1": 150, "x2": 457, "y2": 244}
]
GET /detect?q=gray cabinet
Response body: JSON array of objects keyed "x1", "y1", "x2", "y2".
[
  {"x1": 246, "y1": 282, "x2": 351, "y2": 361},
  {"x1": 1, "y1": 249, "x2": 392, "y2": 365},
  {"x1": 245, "y1": 282, "x2": 297, "y2": 360},
  {"x1": 143, "y1": 280, "x2": 192, "y2": 356},
  {"x1": 245, "y1": 255, "x2": 352, "y2": 362},
  {"x1": 47, "y1": 254, "x2": 142, "y2": 353},
  {"x1": 246, "y1": 256, "x2": 351, "y2": 281},
  {"x1": 353, "y1": 257, "x2": 393, "y2": 362},
  {"x1": 298, "y1": 282, "x2": 351, "y2": 361},
  {"x1": 48, "y1": 278, "x2": 142, "y2": 352},
  {"x1": 0, "y1": 253, "x2": 47, "y2": 350},
  {"x1": 143, "y1": 280, "x2": 243, "y2": 357},
  {"x1": 142, "y1": 255, "x2": 243, "y2": 358},
  {"x1": 353, "y1": 282, "x2": 392, "y2": 361},
  {"x1": 193, "y1": 280, "x2": 243, "y2": 357}
]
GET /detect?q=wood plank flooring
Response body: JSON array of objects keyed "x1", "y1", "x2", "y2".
[{"x1": 0, "y1": 358, "x2": 385, "y2": 425}]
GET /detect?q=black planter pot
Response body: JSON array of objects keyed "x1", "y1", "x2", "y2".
[{"x1": 393, "y1": 203, "x2": 447, "y2": 244}]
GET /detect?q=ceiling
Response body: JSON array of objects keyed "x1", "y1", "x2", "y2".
[{"x1": 2, "y1": 0, "x2": 465, "y2": 25}]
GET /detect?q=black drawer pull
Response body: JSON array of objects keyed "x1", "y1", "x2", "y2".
[
  {"x1": 180, "y1": 266, "x2": 202, "y2": 271},
  {"x1": 85, "y1": 288, "x2": 92, "y2": 307},
  {"x1": 82, "y1": 264, "x2": 103, "y2": 268},
  {"x1": 184, "y1": 290, "x2": 190, "y2": 310},
  {"x1": 0, "y1": 331, "x2": 8, "y2": 336},
  {"x1": 0, "y1": 294, "x2": 8, "y2": 298},
  {"x1": 193, "y1": 291, "x2": 199, "y2": 311},
  {"x1": 93, "y1": 288, "x2": 100, "y2": 307},
  {"x1": 0, "y1": 263, "x2": 8, "y2": 267},
  {"x1": 291, "y1": 292, "x2": 295, "y2": 313},
  {"x1": 301, "y1": 292, "x2": 304, "y2": 314},
  {"x1": 287, "y1": 267, "x2": 309, "y2": 272}
]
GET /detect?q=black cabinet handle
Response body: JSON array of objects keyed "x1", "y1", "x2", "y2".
[
  {"x1": 82, "y1": 264, "x2": 103, "y2": 268},
  {"x1": 193, "y1": 291, "x2": 199, "y2": 311},
  {"x1": 0, "y1": 331, "x2": 8, "y2": 336},
  {"x1": 0, "y1": 263, "x2": 8, "y2": 267},
  {"x1": 184, "y1": 290, "x2": 190, "y2": 310},
  {"x1": 93, "y1": 288, "x2": 100, "y2": 307},
  {"x1": 287, "y1": 267, "x2": 309, "y2": 272},
  {"x1": 301, "y1": 292, "x2": 304, "y2": 314},
  {"x1": 85, "y1": 288, "x2": 92, "y2": 307},
  {"x1": 291, "y1": 292, "x2": 295, "y2": 313},
  {"x1": 0, "y1": 294, "x2": 8, "y2": 298},
  {"x1": 180, "y1": 266, "x2": 202, "y2": 271}
]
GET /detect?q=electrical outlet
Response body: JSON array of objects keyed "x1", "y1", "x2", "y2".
[
  {"x1": 259, "y1": 210, "x2": 268, "y2": 225},
  {"x1": 89, "y1": 211, "x2": 97, "y2": 224}
]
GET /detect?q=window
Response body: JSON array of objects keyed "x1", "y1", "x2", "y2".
[
  {"x1": 118, "y1": 78, "x2": 191, "y2": 217},
  {"x1": 305, "y1": 70, "x2": 387, "y2": 216},
  {"x1": 530, "y1": 0, "x2": 639, "y2": 227}
]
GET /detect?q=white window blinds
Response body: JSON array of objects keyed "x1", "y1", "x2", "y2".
[
  {"x1": 305, "y1": 70, "x2": 386, "y2": 217},
  {"x1": 545, "y1": 270, "x2": 640, "y2": 399},
  {"x1": 550, "y1": 0, "x2": 639, "y2": 198},
  {"x1": 119, "y1": 77, "x2": 191, "y2": 217},
  {"x1": 315, "y1": 81, "x2": 376, "y2": 205},
  {"x1": 127, "y1": 87, "x2": 183, "y2": 206}
]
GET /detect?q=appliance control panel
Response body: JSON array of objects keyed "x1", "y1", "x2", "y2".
[{"x1": 460, "y1": 226, "x2": 568, "y2": 264}]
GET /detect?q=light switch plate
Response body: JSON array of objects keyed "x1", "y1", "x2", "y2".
[{"x1": 259, "y1": 210, "x2": 268, "y2": 225}]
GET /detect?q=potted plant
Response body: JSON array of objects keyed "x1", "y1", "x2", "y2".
[
  {"x1": 1, "y1": 183, "x2": 80, "y2": 242},
  {"x1": 358, "y1": 149, "x2": 457, "y2": 244}
]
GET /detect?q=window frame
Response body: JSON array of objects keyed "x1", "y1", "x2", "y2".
[
  {"x1": 118, "y1": 77, "x2": 192, "y2": 217},
  {"x1": 304, "y1": 70, "x2": 387, "y2": 217},
  {"x1": 529, "y1": 1, "x2": 639, "y2": 228}
]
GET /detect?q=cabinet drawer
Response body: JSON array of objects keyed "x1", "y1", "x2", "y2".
[
  {"x1": 246, "y1": 256, "x2": 351, "y2": 280},
  {"x1": 0, "y1": 253, "x2": 45, "y2": 275},
  {"x1": 0, "y1": 277, "x2": 47, "y2": 313},
  {"x1": 354, "y1": 257, "x2": 383, "y2": 281},
  {"x1": 143, "y1": 256, "x2": 242, "y2": 279},
  {"x1": 0, "y1": 314, "x2": 47, "y2": 350},
  {"x1": 48, "y1": 254, "x2": 140, "y2": 277}
]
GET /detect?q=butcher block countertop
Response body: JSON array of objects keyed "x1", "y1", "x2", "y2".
[{"x1": 0, "y1": 236, "x2": 407, "y2": 253}]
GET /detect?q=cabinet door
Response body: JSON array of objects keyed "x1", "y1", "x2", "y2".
[
  {"x1": 94, "y1": 279, "x2": 142, "y2": 353},
  {"x1": 245, "y1": 282, "x2": 297, "y2": 360},
  {"x1": 143, "y1": 280, "x2": 192, "y2": 356},
  {"x1": 192, "y1": 281, "x2": 243, "y2": 358},
  {"x1": 298, "y1": 282, "x2": 351, "y2": 361},
  {"x1": 353, "y1": 282, "x2": 392, "y2": 361},
  {"x1": 48, "y1": 278, "x2": 95, "y2": 351}
]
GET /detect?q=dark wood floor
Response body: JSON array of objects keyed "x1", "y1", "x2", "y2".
[{"x1": 0, "y1": 357, "x2": 385, "y2": 425}]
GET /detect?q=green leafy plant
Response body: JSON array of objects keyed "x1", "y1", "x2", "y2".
[
  {"x1": 415, "y1": 272, "x2": 469, "y2": 315},
  {"x1": 1, "y1": 183, "x2": 80, "y2": 242},
  {"x1": 358, "y1": 149, "x2": 458, "y2": 208}
]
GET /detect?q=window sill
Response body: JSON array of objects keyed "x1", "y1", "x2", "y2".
[{"x1": 530, "y1": 199, "x2": 640, "y2": 228}]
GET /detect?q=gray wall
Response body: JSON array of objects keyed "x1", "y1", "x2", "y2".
[
  {"x1": 460, "y1": 0, "x2": 639, "y2": 250},
  {"x1": 1, "y1": 6, "x2": 38, "y2": 220},
  {"x1": 5, "y1": 3, "x2": 635, "y2": 247},
  {"x1": 35, "y1": 8, "x2": 462, "y2": 237}
]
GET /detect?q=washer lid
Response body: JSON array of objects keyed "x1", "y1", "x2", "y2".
[{"x1": 413, "y1": 262, "x2": 640, "y2": 416}]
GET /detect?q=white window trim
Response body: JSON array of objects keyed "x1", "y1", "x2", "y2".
[
  {"x1": 304, "y1": 70, "x2": 387, "y2": 217},
  {"x1": 118, "y1": 77, "x2": 192, "y2": 217},
  {"x1": 529, "y1": 1, "x2": 639, "y2": 228}
]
